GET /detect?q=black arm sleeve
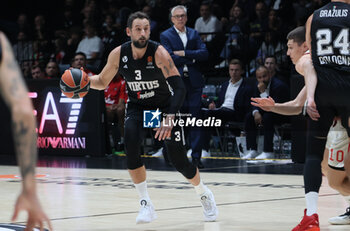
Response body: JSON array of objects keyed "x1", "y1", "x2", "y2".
[{"x1": 166, "y1": 75, "x2": 186, "y2": 114}]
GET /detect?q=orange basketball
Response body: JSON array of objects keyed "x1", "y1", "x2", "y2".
[{"x1": 60, "y1": 68, "x2": 90, "y2": 98}]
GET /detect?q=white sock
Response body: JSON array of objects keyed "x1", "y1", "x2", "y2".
[
  {"x1": 343, "y1": 195, "x2": 350, "y2": 207},
  {"x1": 194, "y1": 180, "x2": 208, "y2": 195},
  {"x1": 305, "y1": 192, "x2": 319, "y2": 216},
  {"x1": 134, "y1": 181, "x2": 150, "y2": 200}
]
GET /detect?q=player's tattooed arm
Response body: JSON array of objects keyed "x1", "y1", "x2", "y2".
[
  {"x1": 0, "y1": 32, "x2": 37, "y2": 188},
  {"x1": 160, "y1": 59, "x2": 175, "y2": 76},
  {"x1": 155, "y1": 45, "x2": 180, "y2": 78}
]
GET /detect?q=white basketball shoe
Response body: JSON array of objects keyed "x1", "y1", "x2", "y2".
[
  {"x1": 151, "y1": 147, "x2": 163, "y2": 157},
  {"x1": 255, "y1": 152, "x2": 274, "y2": 160},
  {"x1": 136, "y1": 199, "x2": 157, "y2": 224},
  {"x1": 242, "y1": 150, "x2": 259, "y2": 159},
  {"x1": 328, "y1": 207, "x2": 350, "y2": 225},
  {"x1": 187, "y1": 149, "x2": 192, "y2": 158},
  {"x1": 200, "y1": 189, "x2": 218, "y2": 222}
]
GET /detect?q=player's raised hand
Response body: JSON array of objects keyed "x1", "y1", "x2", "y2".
[
  {"x1": 154, "y1": 115, "x2": 174, "y2": 141},
  {"x1": 251, "y1": 96, "x2": 275, "y2": 112},
  {"x1": 12, "y1": 192, "x2": 53, "y2": 231}
]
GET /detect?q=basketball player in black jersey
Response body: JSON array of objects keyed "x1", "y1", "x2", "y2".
[
  {"x1": 0, "y1": 32, "x2": 52, "y2": 230},
  {"x1": 291, "y1": 1, "x2": 350, "y2": 230},
  {"x1": 89, "y1": 12, "x2": 218, "y2": 224}
]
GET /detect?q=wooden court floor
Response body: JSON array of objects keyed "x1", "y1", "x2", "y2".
[{"x1": 0, "y1": 165, "x2": 350, "y2": 231}]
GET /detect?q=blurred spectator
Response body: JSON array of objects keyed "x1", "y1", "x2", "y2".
[
  {"x1": 267, "y1": 9, "x2": 282, "y2": 34},
  {"x1": 264, "y1": 55, "x2": 288, "y2": 86},
  {"x1": 293, "y1": 0, "x2": 313, "y2": 26},
  {"x1": 233, "y1": 0, "x2": 257, "y2": 21},
  {"x1": 33, "y1": 15, "x2": 52, "y2": 41},
  {"x1": 201, "y1": 59, "x2": 253, "y2": 153},
  {"x1": 104, "y1": 74, "x2": 126, "y2": 152},
  {"x1": 101, "y1": 14, "x2": 125, "y2": 57},
  {"x1": 142, "y1": 5, "x2": 159, "y2": 41},
  {"x1": 53, "y1": 37, "x2": 69, "y2": 64},
  {"x1": 255, "y1": 31, "x2": 287, "y2": 66},
  {"x1": 101, "y1": 14, "x2": 118, "y2": 42},
  {"x1": 65, "y1": 27, "x2": 82, "y2": 63},
  {"x1": 76, "y1": 24, "x2": 103, "y2": 65},
  {"x1": 195, "y1": 1, "x2": 223, "y2": 69},
  {"x1": 243, "y1": 65, "x2": 289, "y2": 160},
  {"x1": 31, "y1": 64, "x2": 46, "y2": 79},
  {"x1": 13, "y1": 31, "x2": 33, "y2": 65},
  {"x1": 273, "y1": 0, "x2": 295, "y2": 31},
  {"x1": 71, "y1": 52, "x2": 95, "y2": 76},
  {"x1": 217, "y1": 5, "x2": 249, "y2": 68},
  {"x1": 116, "y1": 7, "x2": 132, "y2": 29},
  {"x1": 174, "y1": 0, "x2": 200, "y2": 28},
  {"x1": 45, "y1": 61, "x2": 60, "y2": 79},
  {"x1": 81, "y1": 0, "x2": 101, "y2": 26},
  {"x1": 31, "y1": 40, "x2": 45, "y2": 63},
  {"x1": 151, "y1": 0, "x2": 172, "y2": 31},
  {"x1": 32, "y1": 15, "x2": 54, "y2": 62},
  {"x1": 222, "y1": 5, "x2": 249, "y2": 33},
  {"x1": 249, "y1": 2, "x2": 268, "y2": 47},
  {"x1": 16, "y1": 13, "x2": 31, "y2": 36},
  {"x1": 61, "y1": 8, "x2": 81, "y2": 29},
  {"x1": 195, "y1": 1, "x2": 222, "y2": 43},
  {"x1": 106, "y1": 2, "x2": 122, "y2": 28},
  {"x1": 21, "y1": 61, "x2": 32, "y2": 79}
]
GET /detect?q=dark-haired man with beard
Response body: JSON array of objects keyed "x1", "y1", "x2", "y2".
[{"x1": 87, "y1": 11, "x2": 218, "y2": 224}]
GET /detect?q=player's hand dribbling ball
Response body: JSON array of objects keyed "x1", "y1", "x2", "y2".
[{"x1": 60, "y1": 68, "x2": 90, "y2": 98}]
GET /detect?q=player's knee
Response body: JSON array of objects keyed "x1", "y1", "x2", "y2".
[
  {"x1": 124, "y1": 125, "x2": 139, "y2": 142},
  {"x1": 307, "y1": 137, "x2": 326, "y2": 161},
  {"x1": 125, "y1": 144, "x2": 143, "y2": 169},
  {"x1": 127, "y1": 158, "x2": 143, "y2": 170},
  {"x1": 173, "y1": 162, "x2": 196, "y2": 179}
]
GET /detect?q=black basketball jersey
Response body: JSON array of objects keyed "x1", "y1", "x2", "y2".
[
  {"x1": 118, "y1": 40, "x2": 171, "y2": 108},
  {"x1": 311, "y1": 2, "x2": 350, "y2": 73}
]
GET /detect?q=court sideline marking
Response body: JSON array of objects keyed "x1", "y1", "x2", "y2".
[{"x1": 15, "y1": 193, "x2": 339, "y2": 223}]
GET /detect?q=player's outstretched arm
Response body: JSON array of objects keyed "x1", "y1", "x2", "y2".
[
  {"x1": 251, "y1": 97, "x2": 275, "y2": 112},
  {"x1": 0, "y1": 32, "x2": 52, "y2": 230},
  {"x1": 89, "y1": 47, "x2": 120, "y2": 90},
  {"x1": 251, "y1": 86, "x2": 307, "y2": 115},
  {"x1": 154, "y1": 45, "x2": 186, "y2": 140}
]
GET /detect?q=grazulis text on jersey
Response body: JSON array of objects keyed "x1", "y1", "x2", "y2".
[{"x1": 319, "y1": 9, "x2": 348, "y2": 18}]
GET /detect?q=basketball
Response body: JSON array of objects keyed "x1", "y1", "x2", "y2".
[{"x1": 60, "y1": 68, "x2": 90, "y2": 98}]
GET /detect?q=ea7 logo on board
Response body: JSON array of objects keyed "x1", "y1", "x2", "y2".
[{"x1": 0, "y1": 224, "x2": 48, "y2": 231}]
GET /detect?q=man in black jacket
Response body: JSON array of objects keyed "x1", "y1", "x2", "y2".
[
  {"x1": 243, "y1": 65, "x2": 289, "y2": 159},
  {"x1": 201, "y1": 59, "x2": 253, "y2": 152}
]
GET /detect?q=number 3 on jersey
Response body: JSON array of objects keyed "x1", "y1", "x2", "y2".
[
  {"x1": 316, "y1": 28, "x2": 349, "y2": 55},
  {"x1": 135, "y1": 70, "x2": 142, "y2": 80}
]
